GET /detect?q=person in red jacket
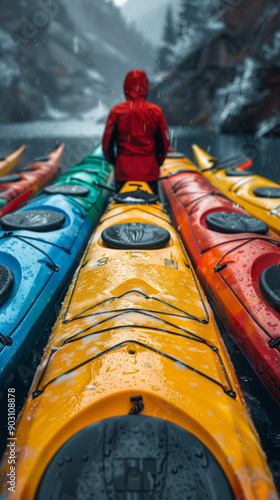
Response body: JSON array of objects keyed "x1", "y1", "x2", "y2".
[{"x1": 102, "y1": 69, "x2": 170, "y2": 193}]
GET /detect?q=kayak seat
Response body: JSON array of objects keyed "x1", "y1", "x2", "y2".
[
  {"x1": 205, "y1": 211, "x2": 269, "y2": 234},
  {"x1": 225, "y1": 169, "x2": 255, "y2": 177},
  {"x1": 259, "y1": 265, "x2": 280, "y2": 312},
  {"x1": 35, "y1": 416, "x2": 234, "y2": 500},
  {"x1": 102, "y1": 222, "x2": 170, "y2": 249},
  {"x1": 44, "y1": 184, "x2": 90, "y2": 197},
  {"x1": 0, "y1": 209, "x2": 66, "y2": 232},
  {"x1": 253, "y1": 187, "x2": 280, "y2": 198},
  {"x1": 114, "y1": 188, "x2": 158, "y2": 205},
  {"x1": 0, "y1": 175, "x2": 21, "y2": 183},
  {"x1": 0, "y1": 264, "x2": 14, "y2": 306}
]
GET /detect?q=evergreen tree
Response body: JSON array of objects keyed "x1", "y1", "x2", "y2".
[
  {"x1": 157, "y1": 7, "x2": 177, "y2": 71},
  {"x1": 163, "y1": 7, "x2": 177, "y2": 46}
]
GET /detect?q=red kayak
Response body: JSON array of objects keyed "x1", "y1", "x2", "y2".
[
  {"x1": 160, "y1": 156, "x2": 280, "y2": 404},
  {"x1": 0, "y1": 144, "x2": 65, "y2": 216}
]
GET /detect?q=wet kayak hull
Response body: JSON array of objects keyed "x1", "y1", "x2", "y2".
[{"x1": 0, "y1": 145, "x2": 26, "y2": 177}]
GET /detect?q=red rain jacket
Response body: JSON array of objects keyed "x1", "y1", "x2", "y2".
[{"x1": 102, "y1": 69, "x2": 170, "y2": 182}]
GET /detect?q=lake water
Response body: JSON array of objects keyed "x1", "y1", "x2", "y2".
[{"x1": 0, "y1": 123, "x2": 279, "y2": 494}]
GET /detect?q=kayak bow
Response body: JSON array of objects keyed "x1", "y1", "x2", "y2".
[{"x1": 0, "y1": 146, "x2": 113, "y2": 392}]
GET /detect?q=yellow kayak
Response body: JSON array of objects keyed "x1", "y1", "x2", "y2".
[
  {"x1": 0, "y1": 145, "x2": 26, "y2": 176},
  {"x1": 0, "y1": 182, "x2": 277, "y2": 499},
  {"x1": 192, "y1": 144, "x2": 280, "y2": 236},
  {"x1": 160, "y1": 150, "x2": 198, "y2": 177}
]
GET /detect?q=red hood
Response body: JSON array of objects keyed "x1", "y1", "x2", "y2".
[{"x1": 124, "y1": 69, "x2": 149, "y2": 101}]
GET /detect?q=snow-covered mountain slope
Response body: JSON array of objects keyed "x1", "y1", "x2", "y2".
[{"x1": 0, "y1": 0, "x2": 153, "y2": 123}]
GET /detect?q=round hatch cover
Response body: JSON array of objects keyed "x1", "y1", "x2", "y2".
[
  {"x1": 102, "y1": 222, "x2": 170, "y2": 249},
  {"x1": 253, "y1": 187, "x2": 280, "y2": 198},
  {"x1": 44, "y1": 184, "x2": 90, "y2": 197},
  {"x1": 0, "y1": 264, "x2": 14, "y2": 305},
  {"x1": 225, "y1": 169, "x2": 255, "y2": 177},
  {"x1": 114, "y1": 188, "x2": 158, "y2": 205},
  {"x1": 1, "y1": 210, "x2": 66, "y2": 232},
  {"x1": 0, "y1": 175, "x2": 21, "y2": 183},
  {"x1": 259, "y1": 265, "x2": 280, "y2": 312},
  {"x1": 35, "y1": 416, "x2": 234, "y2": 500},
  {"x1": 206, "y1": 211, "x2": 269, "y2": 234}
]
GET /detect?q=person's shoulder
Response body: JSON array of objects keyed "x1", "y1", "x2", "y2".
[{"x1": 145, "y1": 101, "x2": 164, "y2": 115}]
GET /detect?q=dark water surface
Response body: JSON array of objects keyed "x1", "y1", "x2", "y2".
[{"x1": 0, "y1": 125, "x2": 279, "y2": 494}]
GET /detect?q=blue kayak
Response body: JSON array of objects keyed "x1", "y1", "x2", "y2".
[{"x1": 0, "y1": 147, "x2": 114, "y2": 392}]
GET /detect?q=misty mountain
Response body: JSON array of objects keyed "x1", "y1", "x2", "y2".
[
  {"x1": 0, "y1": 0, "x2": 153, "y2": 123},
  {"x1": 1, "y1": 0, "x2": 279, "y2": 136}
]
